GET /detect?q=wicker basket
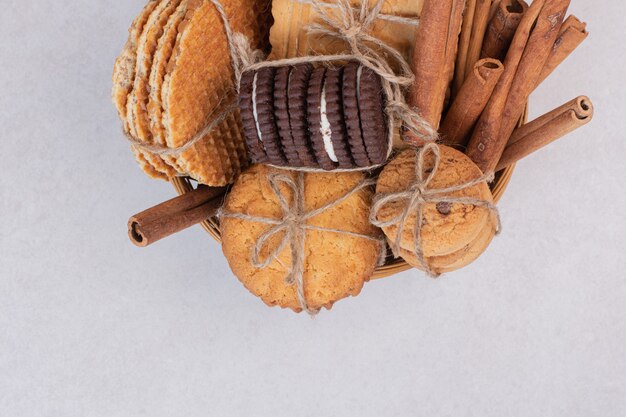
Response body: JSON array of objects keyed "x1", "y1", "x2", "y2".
[
  {"x1": 170, "y1": 109, "x2": 525, "y2": 280},
  {"x1": 168, "y1": 0, "x2": 536, "y2": 279}
]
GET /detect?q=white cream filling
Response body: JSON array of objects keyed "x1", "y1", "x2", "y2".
[
  {"x1": 356, "y1": 65, "x2": 363, "y2": 104},
  {"x1": 319, "y1": 83, "x2": 338, "y2": 163},
  {"x1": 252, "y1": 72, "x2": 263, "y2": 143}
]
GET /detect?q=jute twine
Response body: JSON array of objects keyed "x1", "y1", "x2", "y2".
[
  {"x1": 125, "y1": 0, "x2": 439, "y2": 164},
  {"x1": 218, "y1": 172, "x2": 386, "y2": 315},
  {"x1": 369, "y1": 143, "x2": 502, "y2": 278}
]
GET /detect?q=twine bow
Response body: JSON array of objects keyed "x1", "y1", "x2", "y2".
[
  {"x1": 219, "y1": 172, "x2": 385, "y2": 315},
  {"x1": 370, "y1": 143, "x2": 502, "y2": 277}
]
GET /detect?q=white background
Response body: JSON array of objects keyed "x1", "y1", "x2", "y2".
[{"x1": 1, "y1": 1, "x2": 625, "y2": 416}]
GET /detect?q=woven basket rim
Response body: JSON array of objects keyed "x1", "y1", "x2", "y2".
[{"x1": 170, "y1": 104, "x2": 526, "y2": 279}]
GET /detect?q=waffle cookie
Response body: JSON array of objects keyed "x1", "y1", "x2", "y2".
[
  {"x1": 221, "y1": 164, "x2": 381, "y2": 312},
  {"x1": 238, "y1": 63, "x2": 389, "y2": 170},
  {"x1": 112, "y1": 0, "x2": 273, "y2": 185},
  {"x1": 375, "y1": 146, "x2": 495, "y2": 263}
]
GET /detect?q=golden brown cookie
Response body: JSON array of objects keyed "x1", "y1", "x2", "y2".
[
  {"x1": 112, "y1": 0, "x2": 159, "y2": 129},
  {"x1": 375, "y1": 145, "x2": 493, "y2": 258},
  {"x1": 161, "y1": 0, "x2": 273, "y2": 185},
  {"x1": 221, "y1": 165, "x2": 381, "y2": 312},
  {"x1": 126, "y1": 0, "x2": 182, "y2": 179},
  {"x1": 399, "y1": 211, "x2": 498, "y2": 274},
  {"x1": 113, "y1": 1, "x2": 176, "y2": 179}
]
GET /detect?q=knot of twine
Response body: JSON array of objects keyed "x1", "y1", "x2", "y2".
[
  {"x1": 219, "y1": 172, "x2": 385, "y2": 315},
  {"x1": 125, "y1": 0, "x2": 438, "y2": 161},
  {"x1": 370, "y1": 143, "x2": 502, "y2": 278}
]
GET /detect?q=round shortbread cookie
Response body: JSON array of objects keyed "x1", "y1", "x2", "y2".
[
  {"x1": 375, "y1": 146, "x2": 493, "y2": 258},
  {"x1": 399, "y1": 211, "x2": 498, "y2": 274},
  {"x1": 221, "y1": 165, "x2": 381, "y2": 312}
]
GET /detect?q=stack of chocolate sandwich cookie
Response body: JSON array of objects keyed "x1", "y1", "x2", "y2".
[{"x1": 239, "y1": 62, "x2": 389, "y2": 170}]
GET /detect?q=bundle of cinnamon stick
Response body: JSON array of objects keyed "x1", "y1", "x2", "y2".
[{"x1": 409, "y1": 0, "x2": 592, "y2": 174}]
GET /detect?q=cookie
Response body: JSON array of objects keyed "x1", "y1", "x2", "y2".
[
  {"x1": 126, "y1": 0, "x2": 181, "y2": 179},
  {"x1": 307, "y1": 66, "x2": 338, "y2": 170},
  {"x1": 254, "y1": 66, "x2": 288, "y2": 165},
  {"x1": 239, "y1": 70, "x2": 269, "y2": 163},
  {"x1": 357, "y1": 65, "x2": 388, "y2": 164},
  {"x1": 323, "y1": 66, "x2": 354, "y2": 168},
  {"x1": 342, "y1": 62, "x2": 371, "y2": 167},
  {"x1": 287, "y1": 63, "x2": 318, "y2": 167},
  {"x1": 274, "y1": 66, "x2": 303, "y2": 166},
  {"x1": 158, "y1": 0, "x2": 272, "y2": 185},
  {"x1": 112, "y1": 0, "x2": 159, "y2": 130},
  {"x1": 375, "y1": 146, "x2": 493, "y2": 258},
  {"x1": 221, "y1": 165, "x2": 381, "y2": 312},
  {"x1": 398, "y1": 211, "x2": 498, "y2": 274}
]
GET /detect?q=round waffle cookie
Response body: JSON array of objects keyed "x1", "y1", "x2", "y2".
[
  {"x1": 239, "y1": 70, "x2": 269, "y2": 163},
  {"x1": 357, "y1": 65, "x2": 388, "y2": 165},
  {"x1": 274, "y1": 66, "x2": 303, "y2": 166},
  {"x1": 342, "y1": 62, "x2": 371, "y2": 167},
  {"x1": 307, "y1": 66, "x2": 338, "y2": 170}
]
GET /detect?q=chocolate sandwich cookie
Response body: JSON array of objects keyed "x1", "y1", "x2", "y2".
[
  {"x1": 254, "y1": 67, "x2": 288, "y2": 165},
  {"x1": 323, "y1": 67, "x2": 354, "y2": 168},
  {"x1": 287, "y1": 64, "x2": 318, "y2": 167},
  {"x1": 342, "y1": 62, "x2": 372, "y2": 167},
  {"x1": 239, "y1": 70, "x2": 269, "y2": 163},
  {"x1": 274, "y1": 66, "x2": 303, "y2": 166},
  {"x1": 307, "y1": 67, "x2": 338, "y2": 171},
  {"x1": 357, "y1": 65, "x2": 388, "y2": 165}
]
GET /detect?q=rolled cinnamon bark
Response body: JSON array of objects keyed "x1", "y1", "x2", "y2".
[
  {"x1": 128, "y1": 185, "x2": 226, "y2": 247},
  {"x1": 441, "y1": 58, "x2": 504, "y2": 147},
  {"x1": 453, "y1": 0, "x2": 478, "y2": 95},
  {"x1": 466, "y1": 0, "x2": 546, "y2": 173},
  {"x1": 494, "y1": 0, "x2": 571, "y2": 162},
  {"x1": 496, "y1": 96, "x2": 593, "y2": 170},
  {"x1": 536, "y1": 15, "x2": 588, "y2": 87},
  {"x1": 464, "y1": 0, "x2": 492, "y2": 79},
  {"x1": 408, "y1": 0, "x2": 465, "y2": 136},
  {"x1": 489, "y1": 0, "x2": 502, "y2": 22},
  {"x1": 481, "y1": 0, "x2": 528, "y2": 61}
]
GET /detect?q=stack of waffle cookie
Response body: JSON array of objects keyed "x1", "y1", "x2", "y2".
[{"x1": 112, "y1": 0, "x2": 273, "y2": 185}]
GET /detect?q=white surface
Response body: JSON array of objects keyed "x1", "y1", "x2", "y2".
[{"x1": 1, "y1": 1, "x2": 625, "y2": 416}]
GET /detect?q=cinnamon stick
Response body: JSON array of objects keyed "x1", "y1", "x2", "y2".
[
  {"x1": 128, "y1": 185, "x2": 226, "y2": 247},
  {"x1": 453, "y1": 0, "x2": 477, "y2": 95},
  {"x1": 408, "y1": 0, "x2": 465, "y2": 137},
  {"x1": 496, "y1": 96, "x2": 593, "y2": 170},
  {"x1": 536, "y1": 15, "x2": 588, "y2": 87},
  {"x1": 464, "y1": 0, "x2": 492, "y2": 79},
  {"x1": 466, "y1": 0, "x2": 546, "y2": 173},
  {"x1": 481, "y1": 0, "x2": 528, "y2": 61},
  {"x1": 489, "y1": 0, "x2": 502, "y2": 22},
  {"x1": 441, "y1": 58, "x2": 504, "y2": 147},
  {"x1": 494, "y1": 0, "x2": 570, "y2": 164}
]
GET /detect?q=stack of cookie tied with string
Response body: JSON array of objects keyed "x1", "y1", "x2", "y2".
[{"x1": 113, "y1": 0, "x2": 273, "y2": 185}]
